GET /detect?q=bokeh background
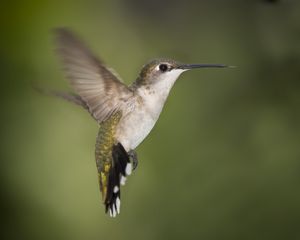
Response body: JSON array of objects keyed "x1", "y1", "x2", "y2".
[{"x1": 1, "y1": 0, "x2": 300, "y2": 239}]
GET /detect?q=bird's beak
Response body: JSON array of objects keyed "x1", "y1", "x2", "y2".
[{"x1": 177, "y1": 63, "x2": 231, "y2": 70}]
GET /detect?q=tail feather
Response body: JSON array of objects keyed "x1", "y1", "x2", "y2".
[{"x1": 105, "y1": 143, "x2": 132, "y2": 217}]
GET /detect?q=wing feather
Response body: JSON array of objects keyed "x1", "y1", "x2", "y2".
[{"x1": 55, "y1": 28, "x2": 134, "y2": 123}]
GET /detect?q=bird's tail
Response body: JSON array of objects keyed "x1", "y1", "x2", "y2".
[
  {"x1": 104, "y1": 142, "x2": 132, "y2": 217},
  {"x1": 95, "y1": 114, "x2": 133, "y2": 217}
]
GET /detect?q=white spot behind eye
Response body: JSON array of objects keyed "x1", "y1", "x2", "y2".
[
  {"x1": 155, "y1": 64, "x2": 169, "y2": 72},
  {"x1": 155, "y1": 65, "x2": 161, "y2": 71}
]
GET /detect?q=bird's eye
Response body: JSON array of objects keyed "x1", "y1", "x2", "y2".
[{"x1": 159, "y1": 64, "x2": 168, "y2": 72}]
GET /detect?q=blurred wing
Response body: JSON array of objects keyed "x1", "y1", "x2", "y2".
[{"x1": 55, "y1": 28, "x2": 133, "y2": 123}]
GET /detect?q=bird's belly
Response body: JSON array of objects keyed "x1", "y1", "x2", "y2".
[{"x1": 115, "y1": 110, "x2": 158, "y2": 151}]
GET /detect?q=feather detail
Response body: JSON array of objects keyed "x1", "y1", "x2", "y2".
[
  {"x1": 95, "y1": 112, "x2": 132, "y2": 217},
  {"x1": 54, "y1": 28, "x2": 135, "y2": 123}
]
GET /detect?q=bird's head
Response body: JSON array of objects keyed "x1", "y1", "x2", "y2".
[{"x1": 134, "y1": 58, "x2": 229, "y2": 88}]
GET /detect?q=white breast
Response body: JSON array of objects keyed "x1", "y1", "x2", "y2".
[
  {"x1": 115, "y1": 69, "x2": 184, "y2": 151},
  {"x1": 115, "y1": 106, "x2": 158, "y2": 151}
]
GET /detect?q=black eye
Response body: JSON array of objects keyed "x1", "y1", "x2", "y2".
[{"x1": 159, "y1": 64, "x2": 168, "y2": 72}]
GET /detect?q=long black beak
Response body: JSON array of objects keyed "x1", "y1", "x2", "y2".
[{"x1": 177, "y1": 63, "x2": 231, "y2": 70}]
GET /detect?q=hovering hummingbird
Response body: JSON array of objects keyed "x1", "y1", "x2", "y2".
[{"x1": 53, "y1": 28, "x2": 229, "y2": 217}]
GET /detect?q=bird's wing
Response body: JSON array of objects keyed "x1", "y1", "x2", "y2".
[{"x1": 55, "y1": 28, "x2": 134, "y2": 123}]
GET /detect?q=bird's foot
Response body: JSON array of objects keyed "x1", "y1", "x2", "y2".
[{"x1": 128, "y1": 149, "x2": 138, "y2": 170}]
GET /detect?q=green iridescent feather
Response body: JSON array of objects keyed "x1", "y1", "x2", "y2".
[{"x1": 95, "y1": 112, "x2": 122, "y2": 202}]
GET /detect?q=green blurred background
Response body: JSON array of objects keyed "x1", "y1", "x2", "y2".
[{"x1": 1, "y1": 0, "x2": 300, "y2": 239}]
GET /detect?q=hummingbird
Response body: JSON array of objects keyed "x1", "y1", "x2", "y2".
[{"x1": 53, "y1": 28, "x2": 229, "y2": 217}]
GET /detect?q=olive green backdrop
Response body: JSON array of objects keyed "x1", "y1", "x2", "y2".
[{"x1": 1, "y1": 0, "x2": 300, "y2": 239}]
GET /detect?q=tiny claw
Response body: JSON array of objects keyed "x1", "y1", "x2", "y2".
[{"x1": 128, "y1": 150, "x2": 138, "y2": 170}]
